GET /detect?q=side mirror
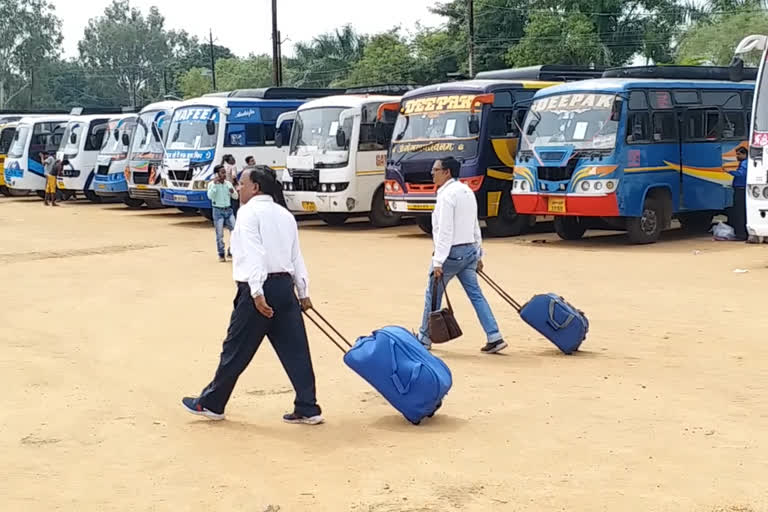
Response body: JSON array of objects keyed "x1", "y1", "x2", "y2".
[
  {"x1": 729, "y1": 56, "x2": 745, "y2": 82},
  {"x1": 122, "y1": 133, "x2": 130, "y2": 147},
  {"x1": 151, "y1": 123, "x2": 162, "y2": 142},
  {"x1": 275, "y1": 130, "x2": 283, "y2": 148},
  {"x1": 336, "y1": 129, "x2": 347, "y2": 148},
  {"x1": 113, "y1": 129, "x2": 119, "y2": 141},
  {"x1": 468, "y1": 115, "x2": 480, "y2": 135},
  {"x1": 70, "y1": 133, "x2": 77, "y2": 144},
  {"x1": 526, "y1": 122, "x2": 537, "y2": 136},
  {"x1": 206, "y1": 119, "x2": 216, "y2": 136}
]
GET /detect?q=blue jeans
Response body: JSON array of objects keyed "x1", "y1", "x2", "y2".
[
  {"x1": 418, "y1": 244, "x2": 502, "y2": 347},
  {"x1": 213, "y1": 207, "x2": 236, "y2": 257}
]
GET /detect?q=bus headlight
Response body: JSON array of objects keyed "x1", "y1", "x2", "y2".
[
  {"x1": 763, "y1": 186, "x2": 768, "y2": 199},
  {"x1": 330, "y1": 184, "x2": 337, "y2": 192},
  {"x1": 594, "y1": 182, "x2": 603, "y2": 191},
  {"x1": 752, "y1": 185, "x2": 761, "y2": 199},
  {"x1": 581, "y1": 181, "x2": 590, "y2": 191}
]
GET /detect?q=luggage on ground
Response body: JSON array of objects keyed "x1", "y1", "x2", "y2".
[
  {"x1": 478, "y1": 270, "x2": 589, "y2": 354},
  {"x1": 304, "y1": 310, "x2": 452, "y2": 425}
]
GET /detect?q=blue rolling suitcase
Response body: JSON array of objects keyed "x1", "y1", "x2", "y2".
[
  {"x1": 479, "y1": 271, "x2": 589, "y2": 354},
  {"x1": 304, "y1": 311, "x2": 452, "y2": 425}
]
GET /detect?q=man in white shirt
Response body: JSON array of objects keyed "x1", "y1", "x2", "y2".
[
  {"x1": 182, "y1": 167, "x2": 323, "y2": 425},
  {"x1": 417, "y1": 157, "x2": 507, "y2": 354}
]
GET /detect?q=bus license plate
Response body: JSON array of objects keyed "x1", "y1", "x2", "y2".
[
  {"x1": 137, "y1": 185, "x2": 147, "y2": 189},
  {"x1": 173, "y1": 194, "x2": 188, "y2": 203},
  {"x1": 407, "y1": 204, "x2": 434, "y2": 211},
  {"x1": 302, "y1": 201, "x2": 317, "y2": 212},
  {"x1": 97, "y1": 184, "x2": 106, "y2": 190},
  {"x1": 548, "y1": 197, "x2": 566, "y2": 213}
]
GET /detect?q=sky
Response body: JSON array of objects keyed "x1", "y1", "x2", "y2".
[{"x1": 54, "y1": 0, "x2": 445, "y2": 58}]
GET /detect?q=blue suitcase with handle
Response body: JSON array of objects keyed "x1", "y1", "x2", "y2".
[
  {"x1": 519, "y1": 294, "x2": 588, "y2": 354},
  {"x1": 343, "y1": 326, "x2": 453, "y2": 424},
  {"x1": 478, "y1": 271, "x2": 589, "y2": 354}
]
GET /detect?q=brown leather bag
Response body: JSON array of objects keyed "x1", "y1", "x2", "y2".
[{"x1": 428, "y1": 276, "x2": 462, "y2": 344}]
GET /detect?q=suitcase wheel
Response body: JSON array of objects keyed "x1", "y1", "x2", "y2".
[
  {"x1": 427, "y1": 400, "x2": 443, "y2": 418},
  {"x1": 410, "y1": 419, "x2": 421, "y2": 425}
]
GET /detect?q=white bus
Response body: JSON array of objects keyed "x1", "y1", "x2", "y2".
[
  {"x1": 159, "y1": 88, "x2": 339, "y2": 219},
  {"x1": 3, "y1": 115, "x2": 70, "y2": 194},
  {"x1": 92, "y1": 115, "x2": 139, "y2": 205},
  {"x1": 281, "y1": 94, "x2": 401, "y2": 226},
  {"x1": 56, "y1": 115, "x2": 112, "y2": 200},
  {"x1": 126, "y1": 101, "x2": 179, "y2": 208}
]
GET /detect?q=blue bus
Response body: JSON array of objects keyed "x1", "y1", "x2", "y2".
[
  {"x1": 512, "y1": 66, "x2": 756, "y2": 243},
  {"x1": 159, "y1": 88, "x2": 340, "y2": 218}
]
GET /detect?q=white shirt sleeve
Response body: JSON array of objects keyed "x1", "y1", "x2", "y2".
[
  {"x1": 432, "y1": 193, "x2": 455, "y2": 267},
  {"x1": 290, "y1": 220, "x2": 310, "y2": 299},
  {"x1": 240, "y1": 209, "x2": 268, "y2": 298},
  {"x1": 227, "y1": 181, "x2": 239, "y2": 200},
  {"x1": 474, "y1": 215, "x2": 483, "y2": 259}
]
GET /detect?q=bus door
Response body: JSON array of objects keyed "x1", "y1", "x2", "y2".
[{"x1": 680, "y1": 106, "x2": 724, "y2": 210}]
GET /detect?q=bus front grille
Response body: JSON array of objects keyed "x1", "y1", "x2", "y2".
[{"x1": 537, "y1": 166, "x2": 575, "y2": 181}]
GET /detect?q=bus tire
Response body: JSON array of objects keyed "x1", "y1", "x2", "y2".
[
  {"x1": 177, "y1": 207, "x2": 197, "y2": 214},
  {"x1": 485, "y1": 187, "x2": 529, "y2": 237},
  {"x1": 36, "y1": 190, "x2": 46, "y2": 199},
  {"x1": 319, "y1": 213, "x2": 349, "y2": 226},
  {"x1": 123, "y1": 197, "x2": 144, "y2": 209},
  {"x1": 369, "y1": 186, "x2": 402, "y2": 228},
  {"x1": 416, "y1": 217, "x2": 432, "y2": 235},
  {"x1": 0, "y1": 185, "x2": 10, "y2": 197},
  {"x1": 145, "y1": 199, "x2": 164, "y2": 209},
  {"x1": 200, "y1": 208, "x2": 214, "y2": 221},
  {"x1": 627, "y1": 197, "x2": 664, "y2": 244},
  {"x1": 678, "y1": 211, "x2": 713, "y2": 234},
  {"x1": 84, "y1": 190, "x2": 102, "y2": 203},
  {"x1": 554, "y1": 216, "x2": 587, "y2": 240}
]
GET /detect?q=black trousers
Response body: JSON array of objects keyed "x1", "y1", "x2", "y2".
[
  {"x1": 729, "y1": 186, "x2": 747, "y2": 240},
  {"x1": 197, "y1": 277, "x2": 321, "y2": 417}
]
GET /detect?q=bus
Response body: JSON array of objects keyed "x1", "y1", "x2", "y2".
[
  {"x1": 158, "y1": 88, "x2": 340, "y2": 219},
  {"x1": 511, "y1": 66, "x2": 756, "y2": 244},
  {"x1": 92, "y1": 115, "x2": 139, "y2": 205},
  {"x1": 282, "y1": 91, "x2": 414, "y2": 226},
  {"x1": 55, "y1": 115, "x2": 111, "y2": 200},
  {"x1": 735, "y1": 35, "x2": 768, "y2": 240},
  {"x1": 0, "y1": 121, "x2": 19, "y2": 196},
  {"x1": 125, "y1": 101, "x2": 179, "y2": 208},
  {"x1": 3, "y1": 115, "x2": 70, "y2": 195},
  {"x1": 382, "y1": 66, "x2": 603, "y2": 236}
]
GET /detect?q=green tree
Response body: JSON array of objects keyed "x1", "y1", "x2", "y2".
[
  {"x1": 177, "y1": 56, "x2": 273, "y2": 98},
  {"x1": 412, "y1": 25, "x2": 462, "y2": 83},
  {"x1": 505, "y1": 11, "x2": 602, "y2": 67},
  {"x1": 678, "y1": 10, "x2": 768, "y2": 65},
  {"x1": 288, "y1": 25, "x2": 367, "y2": 87},
  {"x1": 177, "y1": 67, "x2": 213, "y2": 98},
  {"x1": 340, "y1": 30, "x2": 417, "y2": 87},
  {"x1": 78, "y1": 0, "x2": 172, "y2": 107},
  {"x1": 0, "y1": 0, "x2": 62, "y2": 109}
]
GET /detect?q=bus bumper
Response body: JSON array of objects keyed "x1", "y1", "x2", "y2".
[
  {"x1": 747, "y1": 191, "x2": 768, "y2": 237},
  {"x1": 129, "y1": 185, "x2": 162, "y2": 202},
  {"x1": 284, "y1": 189, "x2": 364, "y2": 214},
  {"x1": 384, "y1": 194, "x2": 435, "y2": 213},
  {"x1": 94, "y1": 175, "x2": 129, "y2": 197},
  {"x1": 160, "y1": 188, "x2": 211, "y2": 209},
  {"x1": 512, "y1": 193, "x2": 620, "y2": 216}
]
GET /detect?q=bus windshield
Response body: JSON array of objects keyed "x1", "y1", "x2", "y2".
[
  {"x1": 0, "y1": 127, "x2": 16, "y2": 154},
  {"x1": 290, "y1": 107, "x2": 351, "y2": 157},
  {"x1": 521, "y1": 93, "x2": 620, "y2": 151},
  {"x1": 167, "y1": 107, "x2": 218, "y2": 151},
  {"x1": 131, "y1": 111, "x2": 165, "y2": 157},
  {"x1": 7, "y1": 125, "x2": 30, "y2": 158},
  {"x1": 101, "y1": 120, "x2": 133, "y2": 156},
  {"x1": 61, "y1": 122, "x2": 84, "y2": 155},
  {"x1": 393, "y1": 109, "x2": 480, "y2": 144}
]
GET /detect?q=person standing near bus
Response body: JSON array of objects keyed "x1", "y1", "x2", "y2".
[
  {"x1": 417, "y1": 156, "x2": 507, "y2": 354},
  {"x1": 40, "y1": 152, "x2": 58, "y2": 206},
  {"x1": 728, "y1": 146, "x2": 748, "y2": 241},
  {"x1": 222, "y1": 154, "x2": 240, "y2": 215},
  {"x1": 182, "y1": 167, "x2": 323, "y2": 425},
  {"x1": 207, "y1": 165, "x2": 238, "y2": 262}
]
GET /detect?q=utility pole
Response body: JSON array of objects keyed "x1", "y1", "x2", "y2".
[
  {"x1": 271, "y1": 0, "x2": 281, "y2": 86},
  {"x1": 468, "y1": 0, "x2": 475, "y2": 78},
  {"x1": 276, "y1": 30, "x2": 283, "y2": 85},
  {"x1": 209, "y1": 29, "x2": 217, "y2": 91}
]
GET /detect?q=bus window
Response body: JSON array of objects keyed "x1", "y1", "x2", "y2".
[
  {"x1": 650, "y1": 91, "x2": 673, "y2": 110},
  {"x1": 652, "y1": 112, "x2": 677, "y2": 142},
  {"x1": 702, "y1": 91, "x2": 742, "y2": 109},
  {"x1": 0, "y1": 127, "x2": 15, "y2": 154},
  {"x1": 626, "y1": 111, "x2": 651, "y2": 143},
  {"x1": 628, "y1": 91, "x2": 648, "y2": 110},
  {"x1": 685, "y1": 109, "x2": 720, "y2": 140},
  {"x1": 85, "y1": 122, "x2": 108, "y2": 151},
  {"x1": 722, "y1": 110, "x2": 747, "y2": 139},
  {"x1": 674, "y1": 90, "x2": 700, "y2": 105},
  {"x1": 488, "y1": 110, "x2": 519, "y2": 138},
  {"x1": 359, "y1": 122, "x2": 388, "y2": 151}
]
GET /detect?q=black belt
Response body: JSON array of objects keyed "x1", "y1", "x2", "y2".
[{"x1": 453, "y1": 243, "x2": 474, "y2": 248}]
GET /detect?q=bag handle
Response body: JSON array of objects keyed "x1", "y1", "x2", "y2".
[
  {"x1": 303, "y1": 308, "x2": 353, "y2": 355},
  {"x1": 431, "y1": 274, "x2": 454, "y2": 313},
  {"x1": 389, "y1": 339, "x2": 422, "y2": 395},
  {"x1": 546, "y1": 299, "x2": 575, "y2": 331},
  {"x1": 477, "y1": 270, "x2": 523, "y2": 312}
]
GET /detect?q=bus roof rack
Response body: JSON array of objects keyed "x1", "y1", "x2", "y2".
[
  {"x1": 474, "y1": 65, "x2": 605, "y2": 82},
  {"x1": 224, "y1": 88, "x2": 345, "y2": 99},
  {"x1": 344, "y1": 84, "x2": 419, "y2": 95},
  {"x1": 602, "y1": 65, "x2": 758, "y2": 82}
]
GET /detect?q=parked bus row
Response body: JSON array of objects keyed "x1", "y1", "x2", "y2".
[{"x1": 2, "y1": 64, "x2": 759, "y2": 245}]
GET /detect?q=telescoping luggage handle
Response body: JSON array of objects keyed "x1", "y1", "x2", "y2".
[
  {"x1": 477, "y1": 270, "x2": 523, "y2": 312},
  {"x1": 303, "y1": 308, "x2": 352, "y2": 354}
]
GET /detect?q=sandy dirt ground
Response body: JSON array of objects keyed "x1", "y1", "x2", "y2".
[{"x1": 2, "y1": 196, "x2": 768, "y2": 512}]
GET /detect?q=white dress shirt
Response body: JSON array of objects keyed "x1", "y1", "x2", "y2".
[
  {"x1": 231, "y1": 195, "x2": 310, "y2": 299},
  {"x1": 431, "y1": 178, "x2": 483, "y2": 267}
]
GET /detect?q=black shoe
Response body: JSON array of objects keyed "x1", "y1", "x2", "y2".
[
  {"x1": 481, "y1": 340, "x2": 508, "y2": 354},
  {"x1": 227, "y1": 248, "x2": 232, "y2": 258},
  {"x1": 283, "y1": 412, "x2": 324, "y2": 425},
  {"x1": 219, "y1": 255, "x2": 226, "y2": 263},
  {"x1": 181, "y1": 397, "x2": 225, "y2": 420}
]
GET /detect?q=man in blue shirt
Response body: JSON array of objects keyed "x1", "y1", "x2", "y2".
[
  {"x1": 207, "y1": 165, "x2": 238, "y2": 262},
  {"x1": 728, "y1": 146, "x2": 748, "y2": 241}
]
